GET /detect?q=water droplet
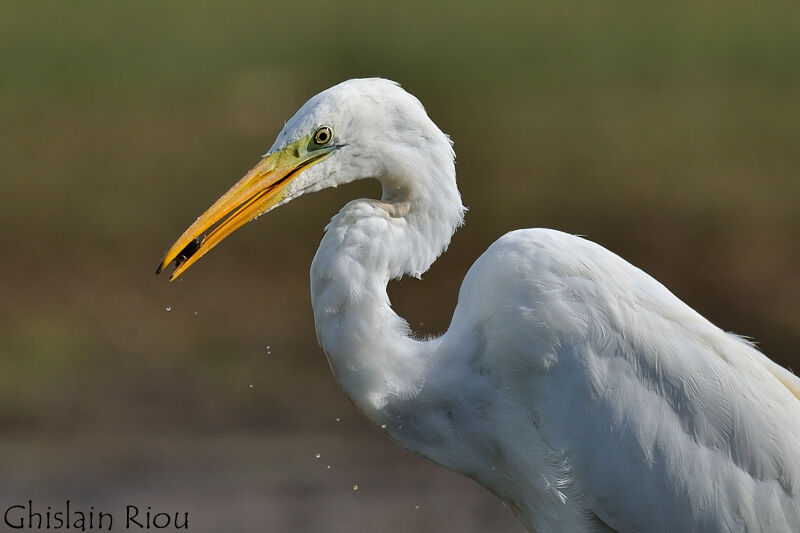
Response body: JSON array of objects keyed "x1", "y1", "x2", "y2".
[
  {"x1": 414, "y1": 505, "x2": 420, "y2": 510},
  {"x1": 193, "y1": 311, "x2": 198, "y2": 316},
  {"x1": 380, "y1": 424, "x2": 387, "y2": 429},
  {"x1": 335, "y1": 417, "x2": 341, "y2": 423},
  {"x1": 165, "y1": 306, "x2": 172, "y2": 312},
  {"x1": 352, "y1": 484, "x2": 359, "y2": 491},
  {"x1": 315, "y1": 452, "x2": 321, "y2": 459},
  {"x1": 326, "y1": 465, "x2": 331, "y2": 469},
  {"x1": 249, "y1": 384, "x2": 255, "y2": 389}
]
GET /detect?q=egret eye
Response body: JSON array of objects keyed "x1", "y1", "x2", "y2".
[{"x1": 313, "y1": 126, "x2": 333, "y2": 146}]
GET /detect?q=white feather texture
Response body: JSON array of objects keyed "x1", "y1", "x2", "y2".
[{"x1": 267, "y1": 78, "x2": 799, "y2": 532}]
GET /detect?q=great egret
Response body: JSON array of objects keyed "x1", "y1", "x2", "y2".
[{"x1": 157, "y1": 78, "x2": 800, "y2": 532}]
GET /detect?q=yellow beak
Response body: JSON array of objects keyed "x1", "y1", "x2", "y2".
[{"x1": 156, "y1": 135, "x2": 334, "y2": 281}]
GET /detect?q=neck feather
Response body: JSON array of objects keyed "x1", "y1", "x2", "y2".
[{"x1": 309, "y1": 158, "x2": 464, "y2": 423}]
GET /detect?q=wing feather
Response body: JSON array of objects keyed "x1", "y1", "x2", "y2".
[{"x1": 454, "y1": 228, "x2": 800, "y2": 532}]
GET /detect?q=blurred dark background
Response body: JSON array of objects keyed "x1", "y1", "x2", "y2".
[{"x1": 1, "y1": 1, "x2": 798, "y2": 531}]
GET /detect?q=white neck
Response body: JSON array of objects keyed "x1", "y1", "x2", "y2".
[{"x1": 309, "y1": 150, "x2": 464, "y2": 425}]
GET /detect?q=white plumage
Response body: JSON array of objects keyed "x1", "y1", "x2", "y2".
[{"x1": 159, "y1": 78, "x2": 800, "y2": 532}]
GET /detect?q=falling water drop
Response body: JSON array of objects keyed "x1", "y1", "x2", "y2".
[
  {"x1": 315, "y1": 452, "x2": 321, "y2": 459},
  {"x1": 165, "y1": 306, "x2": 172, "y2": 312},
  {"x1": 352, "y1": 484, "x2": 359, "y2": 491}
]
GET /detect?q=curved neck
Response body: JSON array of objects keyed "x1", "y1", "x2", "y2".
[{"x1": 309, "y1": 161, "x2": 464, "y2": 423}]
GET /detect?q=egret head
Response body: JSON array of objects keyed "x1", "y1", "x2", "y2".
[{"x1": 157, "y1": 78, "x2": 457, "y2": 280}]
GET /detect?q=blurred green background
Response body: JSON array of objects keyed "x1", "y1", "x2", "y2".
[{"x1": 1, "y1": 1, "x2": 798, "y2": 531}]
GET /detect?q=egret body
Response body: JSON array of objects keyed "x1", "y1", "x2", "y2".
[{"x1": 158, "y1": 79, "x2": 800, "y2": 532}]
